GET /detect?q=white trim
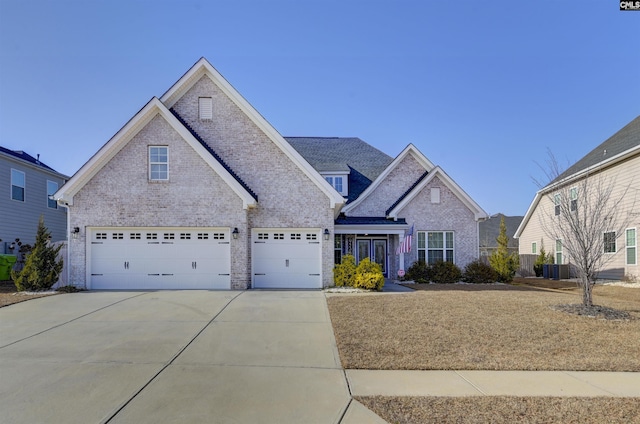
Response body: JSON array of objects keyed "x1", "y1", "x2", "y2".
[
  {"x1": 343, "y1": 144, "x2": 434, "y2": 214},
  {"x1": 46, "y1": 180, "x2": 58, "y2": 209},
  {"x1": 148, "y1": 146, "x2": 169, "y2": 181},
  {"x1": 10, "y1": 168, "x2": 25, "y2": 202},
  {"x1": 160, "y1": 58, "x2": 344, "y2": 213},
  {"x1": 626, "y1": 227, "x2": 637, "y2": 266},
  {"x1": 386, "y1": 166, "x2": 488, "y2": 221},
  {"x1": 53, "y1": 97, "x2": 257, "y2": 209}
]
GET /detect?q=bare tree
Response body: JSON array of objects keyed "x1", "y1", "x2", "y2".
[{"x1": 535, "y1": 152, "x2": 634, "y2": 307}]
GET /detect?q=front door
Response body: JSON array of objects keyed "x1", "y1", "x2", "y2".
[{"x1": 356, "y1": 238, "x2": 387, "y2": 275}]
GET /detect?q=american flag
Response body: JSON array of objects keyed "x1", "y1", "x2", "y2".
[{"x1": 396, "y1": 225, "x2": 413, "y2": 254}]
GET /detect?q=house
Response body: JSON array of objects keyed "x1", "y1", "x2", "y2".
[
  {"x1": 478, "y1": 213, "x2": 523, "y2": 258},
  {"x1": 515, "y1": 115, "x2": 640, "y2": 280},
  {"x1": 54, "y1": 58, "x2": 488, "y2": 290},
  {"x1": 1, "y1": 146, "x2": 68, "y2": 253}
]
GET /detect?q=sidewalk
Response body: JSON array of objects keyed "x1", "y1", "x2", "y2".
[{"x1": 345, "y1": 370, "x2": 640, "y2": 397}]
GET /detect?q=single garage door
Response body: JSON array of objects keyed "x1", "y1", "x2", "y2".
[
  {"x1": 89, "y1": 227, "x2": 230, "y2": 290},
  {"x1": 252, "y1": 229, "x2": 322, "y2": 289}
]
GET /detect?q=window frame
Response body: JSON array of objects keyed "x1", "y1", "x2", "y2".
[
  {"x1": 603, "y1": 231, "x2": 616, "y2": 254},
  {"x1": 569, "y1": 187, "x2": 578, "y2": 212},
  {"x1": 149, "y1": 146, "x2": 169, "y2": 181},
  {"x1": 556, "y1": 239, "x2": 563, "y2": 264},
  {"x1": 11, "y1": 168, "x2": 25, "y2": 202},
  {"x1": 553, "y1": 194, "x2": 561, "y2": 216},
  {"x1": 626, "y1": 228, "x2": 637, "y2": 266},
  {"x1": 418, "y1": 231, "x2": 454, "y2": 264},
  {"x1": 47, "y1": 180, "x2": 58, "y2": 209},
  {"x1": 323, "y1": 174, "x2": 348, "y2": 196},
  {"x1": 531, "y1": 241, "x2": 537, "y2": 254}
]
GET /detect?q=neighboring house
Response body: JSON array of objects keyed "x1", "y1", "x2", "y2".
[
  {"x1": 1, "y1": 146, "x2": 68, "y2": 253},
  {"x1": 478, "y1": 213, "x2": 523, "y2": 258},
  {"x1": 515, "y1": 115, "x2": 640, "y2": 280},
  {"x1": 54, "y1": 58, "x2": 488, "y2": 290}
]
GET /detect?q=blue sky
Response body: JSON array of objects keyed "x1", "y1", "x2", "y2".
[{"x1": 1, "y1": 0, "x2": 638, "y2": 216}]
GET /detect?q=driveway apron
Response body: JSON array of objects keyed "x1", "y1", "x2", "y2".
[{"x1": 0, "y1": 290, "x2": 351, "y2": 424}]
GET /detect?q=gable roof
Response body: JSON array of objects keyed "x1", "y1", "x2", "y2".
[
  {"x1": 286, "y1": 137, "x2": 393, "y2": 202},
  {"x1": 386, "y1": 165, "x2": 488, "y2": 221},
  {"x1": 341, "y1": 144, "x2": 436, "y2": 214},
  {"x1": 161, "y1": 58, "x2": 345, "y2": 211},
  {"x1": 0, "y1": 146, "x2": 68, "y2": 178},
  {"x1": 515, "y1": 115, "x2": 640, "y2": 239},
  {"x1": 54, "y1": 97, "x2": 258, "y2": 209}
]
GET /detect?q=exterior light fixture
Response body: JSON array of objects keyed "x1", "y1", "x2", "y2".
[
  {"x1": 323, "y1": 228, "x2": 330, "y2": 241},
  {"x1": 232, "y1": 228, "x2": 239, "y2": 239},
  {"x1": 72, "y1": 227, "x2": 80, "y2": 240},
  {"x1": 8, "y1": 242, "x2": 15, "y2": 250}
]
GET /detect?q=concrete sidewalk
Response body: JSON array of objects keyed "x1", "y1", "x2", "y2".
[{"x1": 346, "y1": 369, "x2": 640, "y2": 398}]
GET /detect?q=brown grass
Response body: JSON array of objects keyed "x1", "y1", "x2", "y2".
[
  {"x1": 327, "y1": 283, "x2": 640, "y2": 371},
  {"x1": 357, "y1": 396, "x2": 640, "y2": 424}
]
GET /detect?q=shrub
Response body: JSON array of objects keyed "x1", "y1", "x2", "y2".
[
  {"x1": 533, "y1": 244, "x2": 554, "y2": 277},
  {"x1": 11, "y1": 217, "x2": 63, "y2": 291},
  {"x1": 429, "y1": 260, "x2": 462, "y2": 284},
  {"x1": 462, "y1": 260, "x2": 498, "y2": 284},
  {"x1": 333, "y1": 254, "x2": 357, "y2": 287},
  {"x1": 488, "y1": 217, "x2": 519, "y2": 283},
  {"x1": 354, "y1": 258, "x2": 385, "y2": 291},
  {"x1": 405, "y1": 260, "x2": 430, "y2": 284}
]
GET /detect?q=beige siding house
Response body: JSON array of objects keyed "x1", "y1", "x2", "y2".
[
  {"x1": 515, "y1": 115, "x2": 640, "y2": 280},
  {"x1": 55, "y1": 58, "x2": 487, "y2": 290}
]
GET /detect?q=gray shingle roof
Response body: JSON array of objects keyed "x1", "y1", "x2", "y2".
[
  {"x1": 0, "y1": 146, "x2": 64, "y2": 174},
  {"x1": 549, "y1": 115, "x2": 640, "y2": 187},
  {"x1": 285, "y1": 137, "x2": 393, "y2": 202}
]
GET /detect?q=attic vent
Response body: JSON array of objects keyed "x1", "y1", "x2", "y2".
[{"x1": 199, "y1": 97, "x2": 213, "y2": 120}]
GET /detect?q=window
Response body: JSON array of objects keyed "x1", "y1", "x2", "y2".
[
  {"x1": 556, "y1": 239, "x2": 563, "y2": 264},
  {"x1": 11, "y1": 169, "x2": 25, "y2": 201},
  {"x1": 323, "y1": 175, "x2": 347, "y2": 196},
  {"x1": 334, "y1": 235, "x2": 342, "y2": 264},
  {"x1": 46, "y1": 180, "x2": 58, "y2": 208},
  {"x1": 418, "y1": 231, "x2": 454, "y2": 263},
  {"x1": 554, "y1": 194, "x2": 561, "y2": 216},
  {"x1": 199, "y1": 97, "x2": 213, "y2": 120},
  {"x1": 531, "y1": 241, "x2": 537, "y2": 254},
  {"x1": 626, "y1": 228, "x2": 637, "y2": 265},
  {"x1": 604, "y1": 231, "x2": 616, "y2": 254},
  {"x1": 149, "y1": 146, "x2": 168, "y2": 181},
  {"x1": 570, "y1": 187, "x2": 578, "y2": 212}
]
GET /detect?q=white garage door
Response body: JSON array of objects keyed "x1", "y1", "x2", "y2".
[
  {"x1": 89, "y1": 227, "x2": 230, "y2": 290},
  {"x1": 252, "y1": 229, "x2": 322, "y2": 289}
]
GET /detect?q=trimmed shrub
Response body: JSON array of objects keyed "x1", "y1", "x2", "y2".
[
  {"x1": 354, "y1": 258, "x2": 385, "y2": 291},
  {"x1": 405, "y1": 260, "x2": 430, "y2": 284},
  {"x1": 533, "y1": 244, "x2": 554, "y2": 277},
  {"x1": 429, "y1": 261, "x2": 462, "y2": 284},
  {"x1": 462, "y1": 260, "x2": 498, "y2": 284},
  {"x1": 333, "y1": 254, "x2": 356, "y2": 287}
]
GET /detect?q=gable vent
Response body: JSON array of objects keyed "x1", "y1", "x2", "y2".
[{"x1": 199, "y1": 97, "x2": 213, "y2": 120}]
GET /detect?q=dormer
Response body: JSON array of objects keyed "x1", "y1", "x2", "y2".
[{"x1": 321, "y1": 171, "x2": 349, "y2": 197}]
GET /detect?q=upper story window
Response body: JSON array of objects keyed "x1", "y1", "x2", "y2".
[
  {"x1": 199, "y1": 97, "x2": 213, "y2": 120},
  {"x1": 11, "y1": 169, "x2": 25, "y2": 201},
  {"x1": 324, "y1": 175, "x2": 347, "y2": 196},
  {"x1": 554, "y1": 194, "x2": 561, "y2": 216},
  {"x1": 149, "y1": 146, "x2": 168, "y2": 181},
  {"x1": 569, "y1": 187, "x2": 578, "y2": 212},
  {"x1": 47, "y1": 180, "x2": 58, "y2": 209}
]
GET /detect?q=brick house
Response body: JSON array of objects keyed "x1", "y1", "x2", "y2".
[{"x1": 55, "y1": 58, "x2": 488, "y2": 290}]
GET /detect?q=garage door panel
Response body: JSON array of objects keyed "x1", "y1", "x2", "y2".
[{"x1": 89, "y1": 228, "x2": 230, "y2": 290}]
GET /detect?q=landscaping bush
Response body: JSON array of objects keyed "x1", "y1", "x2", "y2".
[
  {"x1": 533, "y1": 244, "x2": 554, "y2": 277},
  {"x1": 11, "y1": 216, "x2": 63, "y2": 291},
  {"x1": 429, "y1": 260, "x2": 462, "y2": 284},
  {"x1": 462, "y1": 259, "x2": 498, "y2": 284},
  {"x1": 333, "y1": 254, "x2": 357, "y2": 287},
  {"x1": 354, "y1": 258, "x2": 385, "y2": 291},
  {"x1": 405, "y1": 260, "x2": 430, "y2": 284}
]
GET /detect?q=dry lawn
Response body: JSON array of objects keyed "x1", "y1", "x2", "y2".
[
  {"x1": 327, "y1": 283, "x2": 640, "y2": 371},
  {"x1": 357, "y1": 396, "x2": 640, "y2": 424},
  {"x1": 0, "y1": 281, "x2": 58, "y2": 307}
]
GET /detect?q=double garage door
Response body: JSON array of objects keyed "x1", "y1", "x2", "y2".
[
  {"x1": 89, "y1": 227, "x2": 230, "y2": 290},
  {"x1": 88, "y1": 227, "x2": 322, "y2": 290}
]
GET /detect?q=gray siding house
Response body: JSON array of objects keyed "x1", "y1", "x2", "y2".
[
  {"x1": 55, "y1": 58, "x2": 488, "y2": 290},
  {"x1": 1, "y1": 146, "x2": 68, "y2": 253}
]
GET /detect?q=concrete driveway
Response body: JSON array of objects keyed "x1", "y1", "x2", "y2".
[{"x1": 0, "y1": 290, "x2": 370, "y2": 424}]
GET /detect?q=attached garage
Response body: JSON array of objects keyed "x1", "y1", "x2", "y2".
[
  {"x1": 88, "y1": 227, "x2": 230, "y2": 290},
  {"x1": 252, "y1": 229, "x2": 322, "y2": 289}
]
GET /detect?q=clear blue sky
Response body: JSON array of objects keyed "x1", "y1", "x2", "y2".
[{"x1": 1, "y1": 0, "x2": 638, "y2": 216}]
